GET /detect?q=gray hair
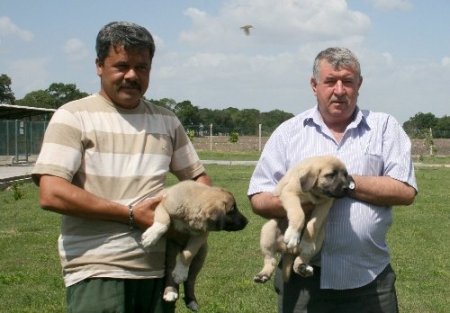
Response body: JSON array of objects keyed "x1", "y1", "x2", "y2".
[
  {"x1": 96, "y1": 21, "x2": 155, "y2": 63},
  {"x1": 312, "y1": 47, "x2": 362, "y2": 82}
]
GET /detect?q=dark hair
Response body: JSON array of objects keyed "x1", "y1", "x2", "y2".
[
  {"x1": 313, "y1": 47, "x2": 362, "y2": 82},
  {"x1": 95, "y1": 21, "x2": 155, "y2": 63}
]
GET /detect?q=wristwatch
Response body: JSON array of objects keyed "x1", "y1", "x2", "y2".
[{"x1": 347, "y1": 175, "x2": 356, "y2": 193}]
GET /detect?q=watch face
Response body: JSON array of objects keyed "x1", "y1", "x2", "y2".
[{"x1": 349, "y1": 181, "x2": 356, "y2": 190}]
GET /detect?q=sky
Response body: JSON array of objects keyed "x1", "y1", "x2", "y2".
[{"x1": 1, "y1": 0, "x2": 449, "y2": 123}]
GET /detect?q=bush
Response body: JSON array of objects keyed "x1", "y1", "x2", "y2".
[{"x1": 229, "y1": 131, "x2": 239, "y2": 143}]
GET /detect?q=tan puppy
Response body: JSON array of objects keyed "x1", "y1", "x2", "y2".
[
  {"x1": 254, "y1": 155, "x2": 350, "y2": 283},
  {"x1": 141, "y1": 180, "x2": 248, "y2": 311}
]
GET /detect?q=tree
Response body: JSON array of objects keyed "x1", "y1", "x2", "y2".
[
  {"x1": 403, "y1": 112, "x2": 438, "y2": 138},
  {"x1": 174, "y1": 100, "x2": 201, "y2": 126},
  {"x1": 150, "y1": 97, "x2": 177, "y2": 111},
  {"x1": 261, "y1": 109, "x2": 294, "y2": 135},
  {"x1": 434, "y1": 115, "x2": 450, "y2": 138},
  {"x1": 234, "y1": 109, "x2": 261, "y2": 135},
  {"x1": 213, "y1": 107, "x2": 237, "y2": 134},
  {"x1": 47, "y1": 83, "x2": 89, "y2": 108},
  {"x1": 16, "y1": 83, "x2": 89, "y2": 109},
  {"x1": 0, "y1": 74, "x2": 15, "y2": 104},
  {"x1": 15, "y1": 90, "x2": 56, "y2": 108}
]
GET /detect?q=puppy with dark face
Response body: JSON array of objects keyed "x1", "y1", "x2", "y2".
[
  {"x1": 254, "y1": 155, "x2": 350, "y2": 283},
  {"x1": 141, "y1": 180, "x2": 248, "y2": 311}
]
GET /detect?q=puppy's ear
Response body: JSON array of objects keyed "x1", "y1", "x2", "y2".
[{"x1": 299, "y1": 168, "x2": 318, "y2": 192}]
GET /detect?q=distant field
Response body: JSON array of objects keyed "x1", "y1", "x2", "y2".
[
  {"x1": 0, "y1": 163, "x2": 449, "y2": 312},
  {"x1": 192, "y1": 137, "x2": 450, "y2": 156}
]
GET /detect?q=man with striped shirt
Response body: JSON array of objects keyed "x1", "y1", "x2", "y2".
[
  {"x1": 32, "y1": 21, "x2": 210, "y2": 313},
  {"x1": 248, "y1": 47, "x2": 417, "y2": 313}
]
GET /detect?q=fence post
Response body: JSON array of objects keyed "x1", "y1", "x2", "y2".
[
  {"x1": 429, "y1": 128, "x2": 433, "y2": 156},
  {"x1": 258, "y1": 123, "x2": 262, "y2": 152},
  {"x1": 14, "y1": 119, "x2": 18, "y2": 163},
  {"x1": 6, "y1": 120, "x2": 9, "y2": 156},
  {"x1": 209, "y1": 123, "x2": 213, "y2": 151}
]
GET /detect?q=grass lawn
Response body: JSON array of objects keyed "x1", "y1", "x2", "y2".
[
  {"x1": 197, "y1": 150, "x2": 261, "y2": 161},
  {"x1": 412, "y1": 155, "x2": 450, "y2": 165},
  {"x1": 0, "y1": 164, "x2": 449, "y2": 312}
]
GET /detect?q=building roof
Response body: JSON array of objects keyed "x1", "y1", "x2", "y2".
[{"x1": 0, "y1": 103, "x2": 56, "y2": 119}]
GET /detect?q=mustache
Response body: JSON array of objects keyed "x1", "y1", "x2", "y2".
[
  {"x1": 331, "y1": 96, "x2": 348, "y2": 103},
  {"x1": 120, "y1": 82, "x2": 141, "y2": 90}
]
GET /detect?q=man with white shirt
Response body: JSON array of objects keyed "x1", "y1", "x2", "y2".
[{"x1": 248, "y1": 47, "x2": 417, "y2": 313}]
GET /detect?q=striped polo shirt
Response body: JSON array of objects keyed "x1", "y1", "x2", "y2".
[
  {"x1": 32, "y1": 94, "x2": 205, "y2": 287},
  {"x1": 248, "y1": 106, "x2": 417, "y2": 290}
]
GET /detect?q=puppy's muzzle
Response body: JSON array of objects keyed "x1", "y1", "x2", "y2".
[{"x1": 215, "y1": 207, "x2": 248, "y2": 231}]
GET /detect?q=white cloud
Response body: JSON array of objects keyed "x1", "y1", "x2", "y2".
[
  {"x1": 63, "y1": 38, "x2": 89, "y2": 61},
  {"x1": 381, "y1": 52, "x2": 393, "y2": 65},
  {"x1": 152, "y1": 0, "x2": 373, "y2": 114},
  {"x1": 442, "y1": 57, "x2": 450, "y2": 67},
  {"x1": 179, "y1": 0, "x2": 370, "y2": 50},
  {"x1": 370, "y1": 0, "x2": 413, "y2": 11},
  {"x1": 0, "y1": 16, "x2": 33, "y2": 41},
  {"x1": 147, "y1": 0, "x2": 449, "y2": 123},
  {"x1": 357, "y1": 54, "x2": 450, "y2": 122},
  {"x1": 9, "y1": 58, "x2": 49, "y2": 96}
]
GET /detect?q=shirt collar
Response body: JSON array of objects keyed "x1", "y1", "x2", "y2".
[{"x1": 303, "y1": 106, "x2": 369, "y2": 131}]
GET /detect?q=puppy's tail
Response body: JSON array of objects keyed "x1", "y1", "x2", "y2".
[{"x1": 281, "y1": 254, "x2": 295, "y2": 282}]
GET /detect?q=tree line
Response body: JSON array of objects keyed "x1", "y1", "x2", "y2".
[
  {"x1": 402, "y1": 112, "x2": 450, "y2": 139},
  {"x1": 1, "y1": 74, "x2": 449, "y2": 138}
]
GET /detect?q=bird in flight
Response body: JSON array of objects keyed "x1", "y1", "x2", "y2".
[{"x1": 240, "y1": 25, "x2": 254, "y2": 36}]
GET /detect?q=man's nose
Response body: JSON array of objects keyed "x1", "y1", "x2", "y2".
[
  {"x1": 124, "y1": 68, "x2": 138, "y2": 80},
  {"x1": 334, "y1": 80, "x2": 345, "y2": 95}
]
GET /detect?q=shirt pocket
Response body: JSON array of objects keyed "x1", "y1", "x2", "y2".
[{"x1": 361, "y1": 152, "x2": 384, "y2": 176}]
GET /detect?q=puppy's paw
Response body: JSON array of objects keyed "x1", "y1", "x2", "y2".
[
  {"x1": 185, "y1": 300, "x2": 199, "y2": 312},
  {"x1": 141, "y1": 222, "x2": 169, "y2": 248},
  {"x1": 283, "y1": 226, "x2": 300, "y2": 250},
  {"x1": 172, "y1": 259, "x2": 189, "y2": 284},
  {"x1": 253, "y1": 273, "x2": 270, "y2": 283},
  {"x1": 299, "y1": 240, "x2": 315, "y2": 259},
  {"x1": 163, "y1": 290, "x2": 179, "y2": 302},
  {"x1": 293, "y1": 263, "x2": 314, "y2": 277}
]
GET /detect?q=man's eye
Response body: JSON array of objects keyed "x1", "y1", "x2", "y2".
[
  {"x1": 115, "y1": 65, "x2": 129, "y2": 71},
  {"x1": 136, "y1": 65, "x2": 149, "y2": 72}
]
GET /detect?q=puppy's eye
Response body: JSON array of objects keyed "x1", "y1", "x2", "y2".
[{"x1": 324, "y1": 170, "x2": 337, "y2": 178}]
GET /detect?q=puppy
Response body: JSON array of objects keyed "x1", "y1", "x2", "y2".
[
  {"x1": 141, "y1": 180, "x2": 248, "y2": 311},
  {"x1": 253, "y1": 155, "x2": 350, "y2": 283}
]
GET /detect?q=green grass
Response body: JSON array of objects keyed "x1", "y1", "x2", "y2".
[
  {"x1": 412, "y1": 155, "x2": 450, "y2": 164},
  {"x1": 389, "y1": 167, "x2": 450, "y2": 313},
  {"x1": 1, "y1": 164, "x2": 449, "y2": 312},
  {"x1": 197, "y1": 150, "x2": 261, "y2": 161}
]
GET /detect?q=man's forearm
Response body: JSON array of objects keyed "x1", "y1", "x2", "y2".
[
  {"x1": 249, "y1": 192, "x2": 286, "y2": 219},
  {"x1": 350, "y1": 175, "x2": 416, "y2": 207}
]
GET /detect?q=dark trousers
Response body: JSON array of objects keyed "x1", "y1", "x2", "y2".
[
  {"x1": 66, "y1": 278, "x2": 175, "y2": 313},
  {"x1": 275, "y1": 264, "x2": 399, "y2": 313}
]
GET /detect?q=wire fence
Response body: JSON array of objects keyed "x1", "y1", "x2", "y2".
[
  {"x1": 0, "y1": 120, "x2": 268, "y2": 164},
  {"x1": 1, "y1": 120, "x2": 449, "y2": 165},
  {"x1": 0, "y1": 120, "x2": 48, "y2": 163}
]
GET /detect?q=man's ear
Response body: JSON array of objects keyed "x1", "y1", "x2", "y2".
[
  {"x1": 310, "y1": 77, "x2": 318, "y2": 95},
  {"x1": 358, "y1": 75, "x2": 363, "y2": 88},
  {"x1": 95, "y1": 58, "x2": 103, "y2": 76}
]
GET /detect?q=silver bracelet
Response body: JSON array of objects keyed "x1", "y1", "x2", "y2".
[{"x1": 128, "y1": 204, "x2": 135, "y2": 230}]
